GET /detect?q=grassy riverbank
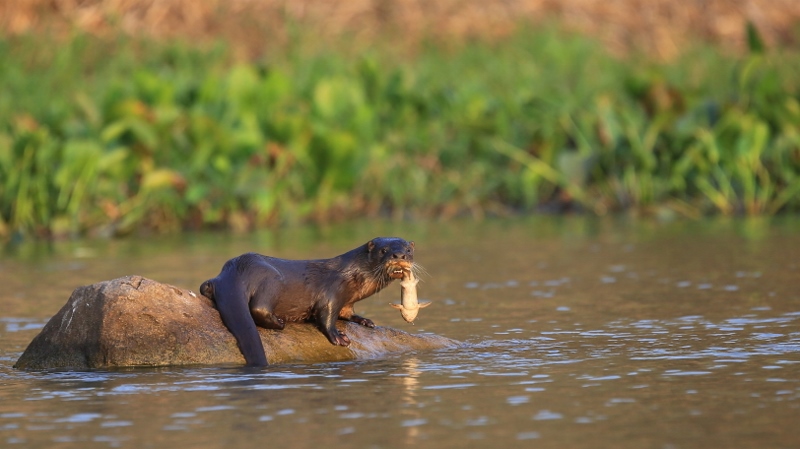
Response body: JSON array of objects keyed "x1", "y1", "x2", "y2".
[{"x1": 1, "y1": 25, "x2": 800, "y2": 238}]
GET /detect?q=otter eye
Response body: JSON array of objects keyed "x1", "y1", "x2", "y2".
[{"x1": 380, "y1": 248, "x2": 388, "y2": 255}]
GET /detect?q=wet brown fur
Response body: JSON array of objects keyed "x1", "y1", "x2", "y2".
[{"x1": 199, "y1": 237, "x2": 414, "y2": 366}]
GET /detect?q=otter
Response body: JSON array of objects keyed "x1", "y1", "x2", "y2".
[{"x1": 199, "y1": 237, "x2": 415, "y2": 366}]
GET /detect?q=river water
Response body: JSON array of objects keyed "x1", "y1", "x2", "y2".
[{"x1": 1, "y1": 217, "x2": 799, "y2": 448}]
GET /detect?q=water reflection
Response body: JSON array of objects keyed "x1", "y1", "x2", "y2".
[
  {"x1": 395, "y1": 358, "x2": 425, "y2": 444},
  {"x1": 2, "y1": 217, "x2": 800, "y2": 448},
  {"x1": 2, "y1": 306, "x2": 800, "y2": 448}
]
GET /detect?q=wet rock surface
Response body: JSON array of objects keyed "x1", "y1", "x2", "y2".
[{"x1": 14, "y1": 276, "x2": 458, "y2": 369}]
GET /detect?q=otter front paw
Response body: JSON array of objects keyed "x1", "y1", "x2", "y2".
[
  {"x1": 328, "y1": 330, "x2": 351, "y2": 347},
  {"x1": 350, "y1": 315, "x2": 375, "y2": 328}
]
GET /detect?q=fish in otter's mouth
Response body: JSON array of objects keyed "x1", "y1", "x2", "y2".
[{"x1": 387, "y1": 262, "x2": 413, "y2": 279}]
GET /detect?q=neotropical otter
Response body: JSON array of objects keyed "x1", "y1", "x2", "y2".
[{"x1": 199, "y1": 237, "x2": 415, "y2": 366}]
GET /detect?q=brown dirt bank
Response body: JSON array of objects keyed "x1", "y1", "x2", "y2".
[{"x1": 2, "y1": 0, "x2": 799, "y2": 58}]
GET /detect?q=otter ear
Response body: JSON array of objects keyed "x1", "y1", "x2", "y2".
[
  {"x1": 367, "y1": 239, "x2": 376, "y2": 252},
  {"x1": 409, "y1": 241, "x2": 415, "y2": 249}
]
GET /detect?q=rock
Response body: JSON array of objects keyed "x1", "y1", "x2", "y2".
[{"x1": 14, "y1": 276, "x2": 458, "y2": 370}]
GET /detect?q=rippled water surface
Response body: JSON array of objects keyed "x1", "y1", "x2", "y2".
[{"x1": 1, "y1": 217, "x2": 799, "y2": 448}]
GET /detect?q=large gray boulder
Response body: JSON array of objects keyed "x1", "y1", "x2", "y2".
[{"x1": 14, "y1": 276, "x2": 457, "y2": 370}]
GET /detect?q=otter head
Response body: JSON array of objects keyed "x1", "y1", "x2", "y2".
[{"x1": 367, "y1": 237, "x2": 415, "y2": 280}]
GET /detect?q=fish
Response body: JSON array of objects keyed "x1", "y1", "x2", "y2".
[{"x1": 389, "y1": 269, "x2": 431, "y2": 324}]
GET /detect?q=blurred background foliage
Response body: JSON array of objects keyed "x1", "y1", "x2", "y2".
[{"x1": 1, "y1": 1, "x2": 800, "y2": 239}]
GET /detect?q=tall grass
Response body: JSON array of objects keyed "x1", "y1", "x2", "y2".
[{"x1": 1, "y1": 27, "x2": 799, "y2": 238}]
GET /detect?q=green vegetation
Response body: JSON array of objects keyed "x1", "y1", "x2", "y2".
[{"x1": 1, "y1": 27, "x2": 799, "y2": 238}]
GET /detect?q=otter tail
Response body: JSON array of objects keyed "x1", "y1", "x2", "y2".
[{"x1": 206, "y1": 275, "x2": 268, "y2": 367}]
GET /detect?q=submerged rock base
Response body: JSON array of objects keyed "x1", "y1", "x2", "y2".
[{"x1": 14, "y1": 276, "x2": 458, "y2": 370}]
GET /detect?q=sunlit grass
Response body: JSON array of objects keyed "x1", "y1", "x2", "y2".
[{"x1": 1, "y1": 27, "x2": 799, "y2": 238}]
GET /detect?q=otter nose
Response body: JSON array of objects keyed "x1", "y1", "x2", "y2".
[{"x1": 392, "y1": 252, "x2": 408, "y2": 260}]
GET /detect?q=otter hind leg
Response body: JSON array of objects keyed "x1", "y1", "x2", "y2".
[
  {"x1": 250, "y1": 305, "x2": 286, "y2": 330},
  {"x1": 249, "y1": 283, "x2": 285, "y2": 330},
  {"x1": 209, "y1": 276, "x2": 268, "y2": 367}
]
